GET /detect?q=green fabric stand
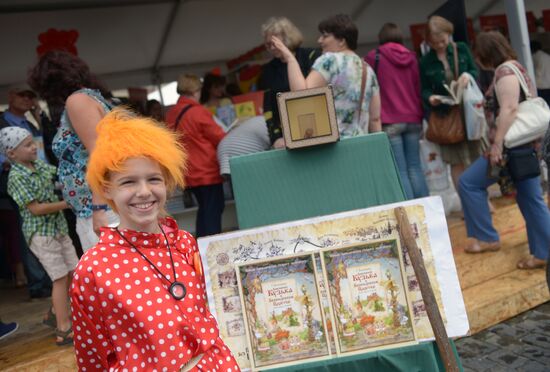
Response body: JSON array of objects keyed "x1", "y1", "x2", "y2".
[
  {"x1": 229, "y1": 133, "x2": 463, "y2": 371},
  {"x1": 270, "y1": 341, "x2": 462, "y2": 372},
  {"x1": 230, "y1": 133, "x2": 405, "y2": 229}
]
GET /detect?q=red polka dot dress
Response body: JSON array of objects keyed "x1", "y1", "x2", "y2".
[{"x1": 70, "y1": 217, "x2": 240, "y2": 372}]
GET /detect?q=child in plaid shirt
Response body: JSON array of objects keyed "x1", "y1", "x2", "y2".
[{"x1": 0, "y1": 126, "x2": 77, "y2": 346}]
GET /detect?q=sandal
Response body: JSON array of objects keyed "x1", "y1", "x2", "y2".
[
  {"x1": 516, "y1": 257, "x2": 546, "y2": 270},
  {"x1": 464, "y1": 240, "x2": 501, "y2": 254},
  {"x1": 42, "y1": 307, "x2": 56, "y2": 328},
  {"x1": 55, "y1": 327, "x2": 73, "y2": 346}
]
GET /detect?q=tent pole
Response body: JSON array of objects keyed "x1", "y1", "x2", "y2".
[
  {"x1": 152, "y1": 69, "x2": 165, "y2": 107},
  {"x1": 152, "y1": 0, "x2": 184, "y2": 71},
  {"x1": 504, "y1": 0, "x2": 535, "y2": 83},
  {"x1": 158, "y1": 82, "x2": 165, "y2": 107},
  {"x1": 351, "y1": 0, "x2": 373, "y2": 21}
]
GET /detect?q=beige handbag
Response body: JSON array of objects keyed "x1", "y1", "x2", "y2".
[{"x1": 501, "y1": 62, "x2": 550, "y2": 148}]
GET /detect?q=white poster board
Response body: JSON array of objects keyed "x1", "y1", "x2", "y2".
[{"x1": 198, "y1": 196, "x2": 469, "y2": 369}]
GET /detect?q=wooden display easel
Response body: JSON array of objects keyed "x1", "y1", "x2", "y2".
[{"x1": 394, "y1": 207, "x2": 459, "y2": 372}]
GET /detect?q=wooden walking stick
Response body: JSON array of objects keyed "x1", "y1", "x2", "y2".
[{"x1": 394, "y1": 207, "x2": 459, "y2": 372}]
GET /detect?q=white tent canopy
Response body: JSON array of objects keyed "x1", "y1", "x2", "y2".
[{"x1": 1, "y1": 0, "x2": 548, "y2": 100}]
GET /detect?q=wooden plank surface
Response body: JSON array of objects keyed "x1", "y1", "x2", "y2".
[
  {"x1": 0, "y1": 287, "x2": 75, "y2": 371},
  {"x1": 463, "y1": 268, "x2": 550, "y2": 334},
  {"x1": 447, "y1": 198, "x2": 534, "y2": 290}
]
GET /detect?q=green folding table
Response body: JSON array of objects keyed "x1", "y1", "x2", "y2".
[{"x1": 229, "y1": 133, "x2": 462, "y2": 371}]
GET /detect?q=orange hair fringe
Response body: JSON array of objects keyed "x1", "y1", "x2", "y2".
[{"x1": 87, "y1": 108, "x2": 187, "y2": 201}]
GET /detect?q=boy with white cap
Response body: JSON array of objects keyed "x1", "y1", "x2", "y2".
[{"x1": 0, "y1": 126, "x2": 77, "y2": 346}]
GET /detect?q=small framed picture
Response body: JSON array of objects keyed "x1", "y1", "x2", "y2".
[{"x1": 277, "y1": 86, "x2": 339, "y2": 149}]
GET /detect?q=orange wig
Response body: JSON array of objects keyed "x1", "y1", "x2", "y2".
[{"x1": 87, "y1": 108, "x2": 187, "y2": 205}]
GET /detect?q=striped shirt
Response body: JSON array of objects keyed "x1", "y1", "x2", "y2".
[
  {"x1": 7, "y1": 160, "x2": 68, "y2": 243},
  {"x1": 217, "y1": 116, "x2": 270, "y2": 175}
]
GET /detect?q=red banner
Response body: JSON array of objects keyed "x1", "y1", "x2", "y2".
[
  {"x1": 409, "y1": 23, "x2": 427, "y2": 54},
  {"x1": 467, "y1": 18, "x2": 475, "y2": 42},
  {"x1": 479, "y1": 12, "x2": 537, "y2": 36},
  {"x1": 479, "y1": 14, "x2": 509, "y2": 35},
  {"x1": 526, "y1": 11, "x2": 537, "y2": 33},
  {"x1": 543, "y1": 9, "x2": 550, "y2": 32}
]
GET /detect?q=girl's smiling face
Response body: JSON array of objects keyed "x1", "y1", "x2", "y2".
[{"x1": 104, "y1": 157, "x2": 167, "y2": 233}]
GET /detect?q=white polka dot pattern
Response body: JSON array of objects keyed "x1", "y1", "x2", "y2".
[{"x1": 70, "y1": 217, "x2": 240, "y2": 371}]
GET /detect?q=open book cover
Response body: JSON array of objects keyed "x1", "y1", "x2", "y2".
[{"x1": 433, "y1": 80, "x2": 463, "y2": 105}]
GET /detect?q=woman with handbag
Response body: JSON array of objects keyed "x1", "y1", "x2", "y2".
[
  {"x1": 420, "y1": 16, "x2": 483, "y2": 191},
  {"x1": 459, "y1": 31, "x2": 550, "y2": 270},
  {"x1": 271, "y1": 14, "x2": 381, "y2": 137}
]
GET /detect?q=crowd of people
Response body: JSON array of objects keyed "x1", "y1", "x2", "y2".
[{"x1": 0, "y1": 11, "x2": 549, "y2": 370}]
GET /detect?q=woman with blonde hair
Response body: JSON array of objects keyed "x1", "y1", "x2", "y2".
[
  {"x1": 459, "y1": 31, "x2": 550, "y2": 270},
  {"x1": 420, "y1": 15, "x2": 482, "y2": 191},
  {"x1": 259, "y1": 16, "x2": 320, "y2": 148}
]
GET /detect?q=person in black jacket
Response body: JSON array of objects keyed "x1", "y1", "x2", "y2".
[{"x1": 258, "y1": 16, "x2": 320, "y2": 148}]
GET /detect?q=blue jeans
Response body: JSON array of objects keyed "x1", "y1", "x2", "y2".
[
  {"x1": 188, "y1": 183, "x2": 225, "y2": 238},
  {"x1": 384, "y1": 123, "x2": 429, "y2": 199},
  {"x1": 459, "y1": 156, "x2": 550, "y2": 260}
]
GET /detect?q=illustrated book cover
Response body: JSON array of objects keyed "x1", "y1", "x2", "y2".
[
  {"x1": 321, "y1": 239, "x2": 416, "y2": 354},
  {"x1": 237, "y1": 253, "x2": 331, "y2": 369}
]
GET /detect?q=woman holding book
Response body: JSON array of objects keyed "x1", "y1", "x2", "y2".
[{"x1": 419, "y1": 16, "x2": 483, "y2": 191}]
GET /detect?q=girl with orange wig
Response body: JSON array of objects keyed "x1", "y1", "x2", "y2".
[{"x1": 70, "y1": 109, "x2": 240, "y2": 371}]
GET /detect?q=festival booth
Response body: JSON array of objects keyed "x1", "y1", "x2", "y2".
[{"x1": 198, "y1": 133, "x2": 469, "y2": 371}]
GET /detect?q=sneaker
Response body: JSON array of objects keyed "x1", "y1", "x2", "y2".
[{"x1": 0, "y1": 321, "x2": 19, "y2": 341}]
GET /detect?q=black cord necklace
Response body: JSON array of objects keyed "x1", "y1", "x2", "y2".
[{"x1": 115, "y1": 225, "x2": 186, "y2": 300}]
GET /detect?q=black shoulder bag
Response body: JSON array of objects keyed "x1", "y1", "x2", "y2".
[{"x1": 493, "y1": 65, "x2": 540, "y2": 182}]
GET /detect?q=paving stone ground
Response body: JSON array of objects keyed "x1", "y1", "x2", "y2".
[{"x1": 456, "y1": 301, "x2": 550, "y2": 371}]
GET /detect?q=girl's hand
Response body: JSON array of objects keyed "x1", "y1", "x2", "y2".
[
  {"x1": 271, "y1": 36, "x2": 294, "y2": 63},
  {"x1": 490, "y1": 141, "x2": 503, "y2": 166}
]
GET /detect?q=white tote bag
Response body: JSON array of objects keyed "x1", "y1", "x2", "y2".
[
  {"x1": 419, "y1": 138, "x2": 449, "y2": 192},
  {"x1": 462, "y1": 73, "x2": 486, "y2": 141},
  {"x1": 501, "y1": 62, "x2": 550, "y2": 148}
]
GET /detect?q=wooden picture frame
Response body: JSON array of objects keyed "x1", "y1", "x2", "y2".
[
  {"x1": 277, "y1": 86, "x2": 339, "y2": 149},
  {"x1": 320, "y1": 239, "x2": 417, "y2": 355},
  {"x1": 236, "y1": 252, "x2": 332, "y2": 370}
]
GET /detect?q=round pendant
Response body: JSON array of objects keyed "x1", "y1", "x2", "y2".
[{"x1": 169, "y1": 281, "x2": 186, "y2": 300}]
